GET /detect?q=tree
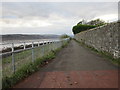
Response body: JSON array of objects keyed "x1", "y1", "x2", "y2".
[
  {"x1": 60, "y1": 34, "x2": 70, "y2": 39},
  {"x1": 72, "y1": 19, "x2": 107, "y2": 35},
  {"x1": 86, "y1": 19, "x2": 106, "y2": 26},
  {"x1": 72, "y1": 24, "x2": 97, "y2": 34}
]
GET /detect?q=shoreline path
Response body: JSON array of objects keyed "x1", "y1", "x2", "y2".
[{"x1": 14, "y1": 40, "x2": 118, "y2": 88}]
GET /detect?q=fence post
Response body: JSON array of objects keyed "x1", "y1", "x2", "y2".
[
  {"x1": 24, "y1": 42, "x2": 26, "y2": 50},
  {"x1": 55, "y1": 41, "x2": 57, "y2": 49},
  {"x1": 47, "y1": 41, "x2": 48, "y2": 53},
  {"x1": 51, "y1": 41, "x2": 53, "y2": 50},
  {"x1": 38, "y1": 41, "x2": 40, "y2": 47},
  {"x1": 62, "y1": 40, "x2": 63, "y2": 46},
  {"x1": 48, "y1": 41, "x2": 50, "y2": 52},
  {"x1": 32, "y1": 42, "x2": 34, "y2": 62},
  {"x1": 52, "y1": 41, "x2": 54, "y2": 50},
  {"x1": 49, "y1": 41, "x2": 51, "y2": 51},
  {"x1": 42, "y1": 41, "x2": 44, "y2": 55},
  {"x1": 54, "y1": 41, "x2": 55, "y2": 49},
  {"x1": 11, "y1": 43, "x2": 15, "y2": 73}
]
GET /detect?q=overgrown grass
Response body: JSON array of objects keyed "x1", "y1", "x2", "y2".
[
  {"x1": 2, "y1": 46, "x2": 44, "y2": 78},
  {"x1": 2, "y1": 40, "x2": 70, "y2": 89},
  {"x1": 2, "y1": 44, "x2": 49, "y2": 64},
  {"x1": 73, "y1": 39, "x2": 120, "y2": 66},
  {"x1": 2, "y1": 51, "x2": 55, "y2": 89}
]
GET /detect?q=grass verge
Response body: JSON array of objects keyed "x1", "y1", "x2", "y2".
[
  {"x1": 2, "y1": 40, "x2": 70, "y2": 89},
  {"x1": 73, "y1": 38, "x2": 120, "y2": 67}
]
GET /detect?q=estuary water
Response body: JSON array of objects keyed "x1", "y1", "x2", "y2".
[{"x1": 0, "y1": 38, "x2": 59, "y2": 52}]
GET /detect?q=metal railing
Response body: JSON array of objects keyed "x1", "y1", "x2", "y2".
[{"x1": 1, "y1": 38, "x2": 70, "y2": 78}]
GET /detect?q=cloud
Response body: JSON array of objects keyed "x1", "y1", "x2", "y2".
[
  {"x1": 0, "y1": 18, "x2": 52, "y2": 27},
  {"x1": 1, "y1": 0, "x2": 120, "y2": 2},
  {"x1": 93, "y1": 14, "x2": 118, "y2": 22},
  {"x1": 0, "y1": 2, "x2": 118, "y2": 35}
]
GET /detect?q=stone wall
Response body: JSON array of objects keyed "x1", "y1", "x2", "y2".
[{"x1": 75, "y1": 22, "x2": 120, "y2": 59}]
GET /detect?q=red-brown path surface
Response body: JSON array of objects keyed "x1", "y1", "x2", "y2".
[{"x1": 14, "y1": 40, "x2": 119, "y2": 88}]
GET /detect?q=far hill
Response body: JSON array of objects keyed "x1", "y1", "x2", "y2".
[{"x1": 1, "y1": 34, "x2": 60, "y2": 41}]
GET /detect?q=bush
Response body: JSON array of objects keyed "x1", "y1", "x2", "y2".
[
  {"x1": 72, "y1": 24, "x2": 97, "y2": 34},
  {"x1": 60, "y1": 34, "x2": 70, "y2": 39}
]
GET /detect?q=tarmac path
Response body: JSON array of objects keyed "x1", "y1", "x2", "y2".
[{"x1": 14, "y1": 40, "x2": 119, "y2": 88}]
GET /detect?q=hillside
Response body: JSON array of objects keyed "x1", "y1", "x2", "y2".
[{"x1": 1, "y1": 34, "x2": 60, "y2": 41}]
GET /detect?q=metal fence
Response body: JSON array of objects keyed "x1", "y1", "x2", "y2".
[{"x1": 1, "y1": 38, "x2": 70, "y2": 78}]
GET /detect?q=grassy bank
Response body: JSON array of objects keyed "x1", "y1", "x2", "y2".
[
  {"x1": 2, "y1": 44, "x2": 50, "y2": 78},
  {"x1": 73, "y1": 38, "x2": 120, "y2": 67},
  {"x1": 2, "y1": 40, "x2": 70, "y2": 89}
]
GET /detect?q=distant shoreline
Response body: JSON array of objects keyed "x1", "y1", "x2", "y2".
[
  {"x1": 1, "y1": 34, "x2": 60, "y2": 42},
  {"x1": 1, "y1": 38, "x2": 60, "y2": 55}
]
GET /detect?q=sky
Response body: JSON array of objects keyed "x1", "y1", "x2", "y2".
[{"x1": 0, "y1": 2, "x2": 118, "y2": 35}]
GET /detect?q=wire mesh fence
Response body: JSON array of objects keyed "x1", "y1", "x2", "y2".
[{"x1": 1, "y1": 38, "x2": 70, "y2": 78}]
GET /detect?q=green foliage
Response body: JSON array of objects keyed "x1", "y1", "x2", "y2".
[
  {"x1": 72, "y1": 24, "x2": 97, "y2": 34},
  {"x1": 2, "y1": 40, "x2": 70, "y2": 89},
  {"x1": 72, "y1": 19, "x2": 107, "y2": 35},
  {"x1": 3, "y1": 49, "x2": 31, "y2": 64},
  {"x1": 2, "y1": 52, "x2": 55, "y2": 89},
  {"x1": 87, "y1": 19, "x2": 106, "y2": 26},
  {"x1": 60, "y1": 34, "x2": 70, "y2": 39}
]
